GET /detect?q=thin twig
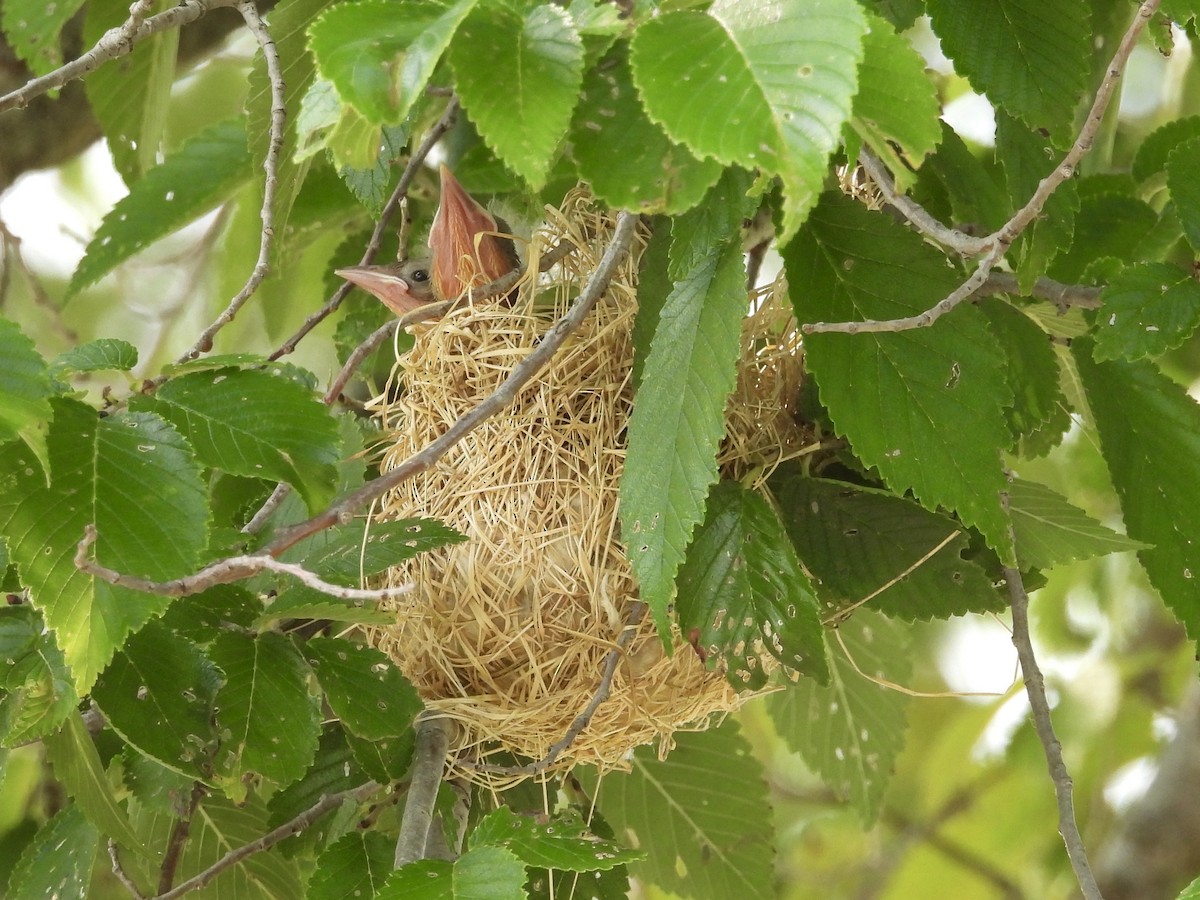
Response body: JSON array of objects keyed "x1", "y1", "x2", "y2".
[
  {"x1": 158, "y1": 783, "x2": 207, "y2": 894},
  {"x1": 268, "y1": 98, "x2": 461, "y2": 362},
  {"x1": 109, "y1": 839, "x2": 148, "y2": 899},
  {"x1": 824, "y1": 531, "x2": 960, "y2": 625},
  {"x1": 172, "y1": 0, "x2": 284, "y2": 365},
  {"x1": 74, "y1": 524, "x2": 415, "y2": 600},
  {"x1": 0, "y1": 0, "x2": 240, "y2": 113},
  {"x1": 240, "y1": 482, "x2": 292, "y2": 535},
  {"x1": 465, "y1": 601, "x2": 648, "y2": 776},
  {"x1": 154, "y1": 782, "x2": 380, "y2": 900},
  {"x1": 395, "y1": 717, "x2": 451, "y2": 867},
  {"x1": 977, "y1": 271, "x2": 1103, "y2": 312},
  {"x1": 1004, "y1": 558, "x2": 1102, "y2": 900},
  {"x1": 0, "y1": 220, "x2": 80, "y2": 345},
  {"x1": 266, "y1": 212, "x2": 639, "y2": 556},
  {"x1": 803, "y1": 0, "x2": 1159, "y2": 335},
  {"x1": 858, "y1": 146, "x2": 991, "y2": 257}
]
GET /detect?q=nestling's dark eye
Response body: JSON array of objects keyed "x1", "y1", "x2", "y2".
[{"x1": 410, "y1": 268, "x2": 429, "y2": 283}]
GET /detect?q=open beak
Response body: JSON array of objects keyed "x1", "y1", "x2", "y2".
[
  {"x1": 429, "y1": 164, "x2": 520, "y2": 300},
  {"x1": 335, "y1": 259, "x2": 436, "y2": 317}
]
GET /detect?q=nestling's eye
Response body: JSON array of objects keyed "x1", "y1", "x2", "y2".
[{"x1": 410, "y1": 267, "x2": 430, "y2": 283}]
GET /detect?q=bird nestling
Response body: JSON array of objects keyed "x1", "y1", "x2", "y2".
[{"x1": 336, "y1": 165, "x2": 521, "y2": 319}]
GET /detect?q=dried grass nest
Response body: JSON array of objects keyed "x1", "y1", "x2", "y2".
[{"x1": 367, "y1": 189, "x2": 810, "y2": 785}]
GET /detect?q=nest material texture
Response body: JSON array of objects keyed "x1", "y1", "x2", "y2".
[{"x1": 370, "y1": 192, "x2": 805, "y2": 783}]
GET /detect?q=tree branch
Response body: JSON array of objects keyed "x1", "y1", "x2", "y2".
[
  {"x1": 395, "y1": 716, "x2": 451, "y2": 867},
  {"x1": 857, "y1": 146, "x2": 991, "y2": 257},
  {"x1": 977, "y1": 272, "x2": 1103, "y2": 312},
  {"x1": 0, "y1": 0, "x2": 241, "y2": 114},
  {"x1": 74, "y1": 524, "x2": 415, "y2": 601},
  {"x1": 172, "y1": 0, "x2": 284, "y2": 364},
  {"x1": 803, "y1": 0, "x2": 1159, "y2": 335},
  {"x1": 150, "y1": 781, "x2": 381, "y2": 899},
  {"x1": 1004, "y1": 561, "x2": 1102, "y2": 900},
  {"x1": 158, "y1": 783, "x2": 207, "y2": 894}
]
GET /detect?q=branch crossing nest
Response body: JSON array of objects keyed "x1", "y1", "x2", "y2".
[{"x1": 368, "y1": 189, "x2": 808, "y2": 785}]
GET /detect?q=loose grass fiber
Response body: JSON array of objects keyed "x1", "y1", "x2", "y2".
[{"x1": 368, "y1": 190, "x2": 807, "y2": 785}]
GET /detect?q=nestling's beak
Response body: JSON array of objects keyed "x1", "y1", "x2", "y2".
[
  {"x1": 338, "y1": 165, "x2": 520, "y2": 317},
  {"x1": 429, "y1": 164, "x2": 521, "y2": 300},
  {"x1": 334, "y1": 258, "x2": 436, "y2": 317}
]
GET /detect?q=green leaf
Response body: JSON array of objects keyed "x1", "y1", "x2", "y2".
[
  {"x1": 6, "y1": 805, "x2": 98, "y2": 900},
  {"x1": 996, "y1": 112, "x2": 1079, "y2": 291},
  {"x1": 302, "y1": 636, "x2": 423, "y2": 741},
  {"x1": 42, "y1": 710, "x2": 144, "y2": 852},
  {"x1": 0, "y1": 0, "x2": 87, "y2": 76},
  {"x1": 978, "y1": 299, "x2": 1071, "y2": 457},
  {"x1": 1167, "y1": 135, "x2": 1200, "y2": 252},
  {"x1": 253, "y1": 586, "x2": 396, "y2": 630},
  {"x1": 922, "y1": 124, "x2": 1010, "y2": 233},
  {"x1": 126, "y1": 793, "x2": 304, "y2": 898},
  {"x1": 158, "y1": 585, "x2": 260, "y2": 645},
  {"x1": 450, "y1": 3, "x2": 584, "y2": 189},
  {"x1": 210, "y1": 631, "x2": 320, "y2": 797},
  {"x1": 571, "y1": 45, "x2": 722, "y2": 214},
  {"x1": 1177, "y1": 872, "x2": 1200, "y2": 900},
  {"x1": 774, "y1": 476, "x2": 1004, "y2": 621},
  {"x1": 346, "y1": 727, "x2": 416, "y2": 784},
  {"x1": 785, "y1": 195, "x2": 1014, "y2": 561},
  {"x1": 49, "y1": 338, "x2": 139, "y2": 377},
  {"x1": 69, "y1": 120, "x2": 253, "y2": 294},
  {"x1": 1048, "y1": 193, "x2": 1157, "y2": 284},
  {"x1": 470, "y1": 806, "x2": 642, "y2": 871},
  {"x1": 851, "y1": 11, "x2": 941, "y2": 182},
  {"x1": 309, "y1": 0, "x2": 463, "y2": 125},
  {"x1": 339, "y1": 124, "x2": 412, "y2": 215},
  {"x1": 865, "y1": 0, "x2": 924, "y2": 29},
  {"x1": 630, "y1": 0, "x2": 866, "y2": 238},
  {"x1": 378, "y1": 845, "x2": 527, "y2": 899},
  {"x1": 630, "y1": 221, "x2": 673, "y2": 390},
  {"x1": 620, "y1": 239, "x2": 747, "y2": 639},
  {"x1": 595, "y1": 719, "x2": 773, "y2": 899},
  {"x1": 91, "y1": 621, "x2": 222, "y2": 780},
  {"x1": 766, "y1": 610, "x2": 909, "y2": 823},
  {"x1": 1092, "y1": 262, "x2": 1200, "y2": 362},
  {"x1": 132, "y1": 367, "x2": 340, "y2": 512},
  {"x1": 267, "y1": 725, "x2": 361, "y2": 829},
  {"x1": 0, "y1": 317, "x2": 54, "y2": 468},
  {"x1": 925, "y1": 0, "x2": 1089, "y2": 141},
  {"x1": 0, "y1": 401, "x2": 209, "y2": 692},
  {"x1": 82, "y1": 0, "x2": 176, "y2": 182},
  {"x1": 1074, "y1": 343, "x2": 1200, "y2": 639},
  {"x1": 1008, "y1": 478, "x2": 1148, "y2": 570},
  {"x1": 677, "y1": 481, "x2": 828, "y2": 689},
  {"x1": 311, "y1": 832, "x2": 395, "y2": 900},
  {"x1": 0, "y1": 606, "x2": 77, "y2": 746},
  {"x1": 299, "y1": 518, "x2": 467, "y2": 586},
  {"x1": 1133, "y1": 115, "x2": 1200, "y2": 182},
  {"x1": 668, "y1": 168, "x2": 756, "y2": 280}
]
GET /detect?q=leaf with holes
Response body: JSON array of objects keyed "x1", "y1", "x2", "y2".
[
  {"x1": 766, "y1": 611, "x2": 909, "y2": 822},
  {"x1": 677, "y1": 481, "x2": 828, "y2": 689}
]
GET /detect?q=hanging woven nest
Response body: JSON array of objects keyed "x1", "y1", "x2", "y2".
[{"x1": 366, "y1": 189, "x2": 809, "y2": 785}]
